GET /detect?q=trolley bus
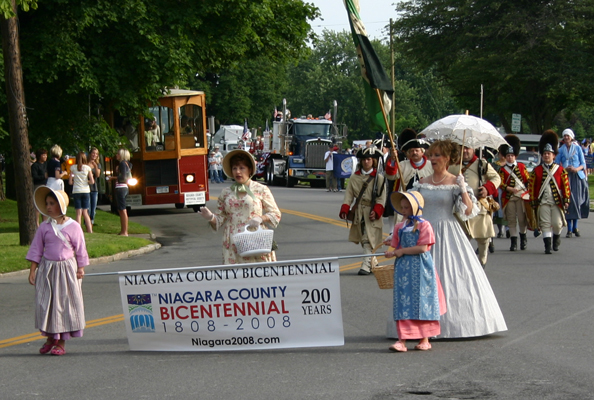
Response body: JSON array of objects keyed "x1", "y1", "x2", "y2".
[{"x1": 106, "y1": 89, "x2": 209, "y2": 212}]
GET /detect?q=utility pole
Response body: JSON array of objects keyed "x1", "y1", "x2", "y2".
[{"x1": 1, "y1": 0, "x2": 36, "y2": 245}]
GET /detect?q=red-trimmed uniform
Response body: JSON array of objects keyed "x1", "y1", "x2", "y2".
[
  {"x1": 529, "y1": 164, "x2": 570, "y2": 234},
  {"x1": 339, "y1": 168, "x2": 386, "y2": 274},
  {"x1": 499, "y1": 162, "x2": 530, "y2": 236}
]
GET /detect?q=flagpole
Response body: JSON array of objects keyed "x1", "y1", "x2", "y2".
[{"x1": 375, "y1": 88, "x2": 404, "y2": 192}]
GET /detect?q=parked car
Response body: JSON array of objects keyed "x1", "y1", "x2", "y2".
[{"x1": 517, "y1": 150, "x2": 541, "y2": 172}]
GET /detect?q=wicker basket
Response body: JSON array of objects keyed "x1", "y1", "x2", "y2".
[
  {"x1": 232, "y1": 226, "x2": 274, "y2": 257},
  {"x1": 371, "y1": 244, "x2": 394, "y2": 289}
]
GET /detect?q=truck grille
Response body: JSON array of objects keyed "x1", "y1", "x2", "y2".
[{"x1": 305, "y1": 142, "x2": 327, "y2": 169}]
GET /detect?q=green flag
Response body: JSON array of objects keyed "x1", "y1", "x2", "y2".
[{"x1": 344, "y1": 0, "x2": 393, "y2": 133}]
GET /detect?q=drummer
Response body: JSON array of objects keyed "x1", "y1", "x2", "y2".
[{"x1": 498, "y1": 134, "x2": 530, "y2": 251}]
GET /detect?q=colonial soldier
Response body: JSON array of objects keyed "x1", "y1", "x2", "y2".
[
  {"x1": 449, "y1": 145, "x2": 501, "y2": 267},
  {"x1": 374, "y1": 137, "x2": 396, "y2": 233},
  {"x1": 385, "y1": 129, "x2": 433, "y2": 193},
  {"x1": 498, "y1": 135, "x2": 530, "y2": 251},
  {"x1": 339, "y1": 147, "x2": 386, "y2": 275},
  {"x1": 529, "y1": 130, "x2": 570, "y2": 254}
]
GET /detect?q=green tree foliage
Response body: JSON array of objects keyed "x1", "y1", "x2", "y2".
[
  {"x1": 393, "y1": 0, "x2": 594, "y2": 134},
  {"x1": 0, "y1": 0, "x2": 318, "y2": 156},
  {"x1": 197, "y1": 56, "x2": 290, "y2": 129},
  {"x1": 284, "y1": 30, "x2": 458, "y2": 142}
]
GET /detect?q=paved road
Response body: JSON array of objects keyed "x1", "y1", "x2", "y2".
[{"x1": 1, "y1": 183, "x2": 593, "y2": 399}]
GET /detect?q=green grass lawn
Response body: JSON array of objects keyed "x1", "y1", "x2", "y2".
[{"x1": 0, "y1": 199, "x2": 153, "y2": 274}]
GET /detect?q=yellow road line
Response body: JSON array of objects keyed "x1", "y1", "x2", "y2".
[
  {"x1": 0, "y1": 315, "x2": 125, "y2": 348},
  {"x1": 2, "y1": 201, "x2": 389, "y2": 348}
]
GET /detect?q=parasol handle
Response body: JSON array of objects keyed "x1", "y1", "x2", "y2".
[{"x1": 459, "y1": 129, "x2": 466, "y2": 171}]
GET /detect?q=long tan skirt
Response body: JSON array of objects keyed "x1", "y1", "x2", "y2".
[{"x1": 35, "y1": 257, "x2": 85, "y2": 339}]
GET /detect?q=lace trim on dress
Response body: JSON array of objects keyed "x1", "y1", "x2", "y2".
[{"x1": 413, "y1": 182, "x2": 480, "y2": 221}]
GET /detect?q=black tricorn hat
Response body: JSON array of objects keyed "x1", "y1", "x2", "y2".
[
  {"x1": 499, "y1": 134, "x2": 521, "y2": 156},
  {"x1": 356, "y1": 146, "x2": 382, "y2": 159},
  {"x1": 373, "y1": 137, "x2": 392, "y2": 149},
  {"x1": 398, "y1": 128, "x2": 429, "y2": 152},
  {"x1": 539, "y1": 130, "x2": 559, "y2": 155}
]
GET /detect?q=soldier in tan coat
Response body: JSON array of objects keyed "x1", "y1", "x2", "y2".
[
  {"x1": 449, "y1": 145, "x2": 501, "y2": 267},
  {"x1": 339, "y1": 147, "x2": 387, "y2": 275}
]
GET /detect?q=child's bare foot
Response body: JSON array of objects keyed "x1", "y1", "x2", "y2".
[{"x1": 389, "y1": 340, "x2": 407, "y2": 352}]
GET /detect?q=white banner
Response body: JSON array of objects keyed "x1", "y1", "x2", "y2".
[{"x1": 119, "y1": 259, "x2": 344, "y2": 351}]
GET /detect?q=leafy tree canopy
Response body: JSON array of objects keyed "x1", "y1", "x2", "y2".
[
  {"x1": 284, "y1": 30, "x2": 459, "y2": 143},
  {"x1": 394, "y1": 0, "x2": 594, "y2": 134},
  {"x1": 0, "y1": 0, "x2": 318, "y2": 156}
]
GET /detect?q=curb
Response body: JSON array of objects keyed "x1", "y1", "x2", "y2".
[{"x1": 0, "y1": 241, "x2": 161, "y2": 278}]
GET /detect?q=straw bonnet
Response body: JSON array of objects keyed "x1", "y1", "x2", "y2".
[
  {"x1": 222, "y1": 149, "x2": 256, "y2": 179},
  {"x1": 390, "y1": 190, "x2": 424, "y2": 217},
  {"x1": 34, "y1": 186, "x2": 69, "y2": 217}
]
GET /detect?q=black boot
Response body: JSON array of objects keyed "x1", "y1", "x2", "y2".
[
  {"x1": 544, "y1": 237, "x2": 552, "y2": 254},
  {"x1": 520, "y1": 233, "x2": 527, "y2": 250},
  {"x1": 553, "y1": 234, "x2": 561, "y2": 251},
  {"x1": 488, "y1": 239, "x2": 495, "y2": 253},
  {"x1": 510, "y1": 236, "x2": 518, "y2": 251}
]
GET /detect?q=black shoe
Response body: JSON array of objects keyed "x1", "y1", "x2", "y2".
[
  {"x1": 358, "y1": 269, "x2": 371, "y2": 275},
  {"x1": 506, "y1": 230, "x2": 510, "y2": 239},
  {"x1": 520, "y1": 233, "x2": 527, "y2": 250},
  {"x1": 534, "y1": 229, "x2": 542, "y2": 238},
  {"x1": 497, "y1": 232, "x2": 503, "y2": 238},
  {"x1": 566, "y1": 231, "x2": 572, "y2": 238},
  {"x1": 489, "y1": 240, "x2": 495, "y2": 253},
  {"x1": 553, "y1": 234, "x2": 561, "y2": 251},
  {"x1": 510, "y1": 237, "x2": 518, "y2": 251},
  {"x1": 573, "y1": 229, "x2": 580, "y2": 237},
  {"x1": 544, "y1": 237, "x2": 552, "y2": 254}
]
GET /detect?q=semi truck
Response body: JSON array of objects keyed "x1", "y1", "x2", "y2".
[{"x1": 264, "y1": 99, "x2": 346, "y2": 188}]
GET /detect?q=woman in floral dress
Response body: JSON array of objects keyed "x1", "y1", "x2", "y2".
[{"x1": 200, "y1": 149, "x2": 281, "y2": 264}]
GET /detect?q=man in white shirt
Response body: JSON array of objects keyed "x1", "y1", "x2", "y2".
[{"x1": 324, "y1": 145, "x2": 337, "y2": 192}]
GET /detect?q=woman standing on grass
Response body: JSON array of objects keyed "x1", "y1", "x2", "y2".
[
  {"x1": 69, "y1": 151, "x2": 94, "y2": 233},
  {"x1": 107, "y1": 148, "x2": 132, "y2": 236},
  {"x1": 87, "y1": 147, "x2": 101, "y2": 225}
]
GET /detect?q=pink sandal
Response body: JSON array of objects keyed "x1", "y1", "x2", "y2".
[
  {"x1": 389, "y1": 341, "x2": 407, "y2": 352},
  {"x1": 39, "y1": 340, "x2": 55, "y2": 354},
  {"x1": 50, "y1": 343, "x2": 66, "y2": 356},
  {"x1": 414, "y1": 342, "x2": 432, "y2": 351}
]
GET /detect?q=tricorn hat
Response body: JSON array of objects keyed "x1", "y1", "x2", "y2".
[
  {"x1": 34, "y1": 186, "x2": 69, "y2": 218},
  {"x1": 539, "y1": 130, "x2": 559, "y2": 155},
  {"x1": 398, "y1": 128, "x2": 429, "y2": 152},
  {"x1": 499, "y1": 134, "x2": 521, "y2": 157},
  {"x1": 390, "y1": 190, "x2": 424, "y2": 217},
  {"x1": 356, "y1": 146, "x2": 383, "y2": 159},
  {"x1": 373, "y1": 137, "x2": 392, "y2": 149}
]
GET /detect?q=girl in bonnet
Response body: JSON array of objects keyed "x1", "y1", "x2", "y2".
[
  {"x1": 26, "y1": 186, "x2": 88, "y2": 356},
  {"x1": 384, "y1": 191, "x2": 446, "y2": 352}
]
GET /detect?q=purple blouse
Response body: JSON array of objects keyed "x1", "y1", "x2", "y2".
[{"x1": 26, "y1": 219, "x2": 89, "y2": 267}]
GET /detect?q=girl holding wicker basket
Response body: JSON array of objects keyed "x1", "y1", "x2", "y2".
[{"x1": 383, "y1": 191, "x2": 446, "y2": 352}]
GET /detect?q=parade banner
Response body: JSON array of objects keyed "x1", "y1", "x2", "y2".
[
  {"x1": 333, "y1": 153, "x2": 355, "y2": 179},
  {"x1": 118, "y1": 259, "x2": 344, "y2": 351}
]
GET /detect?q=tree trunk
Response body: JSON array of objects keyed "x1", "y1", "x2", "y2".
[{"x1": 0, "y1": 0, "x2": 36, "y2": 245}]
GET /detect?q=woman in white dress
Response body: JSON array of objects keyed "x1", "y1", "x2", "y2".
[{"x1": 415, "y1": 140, "x2": 507, "y2": 338}]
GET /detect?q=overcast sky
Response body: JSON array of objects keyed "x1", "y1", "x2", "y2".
[{"x1": 309, "y1": 0, "x2": 398, "y2": 40}]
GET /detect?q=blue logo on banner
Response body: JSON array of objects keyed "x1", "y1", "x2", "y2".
[
  {"x1": 127, "y1": 294, "x2": 155, "y2": 333},
  {"x1": 333, "y1": 154, "x2": 354, "y2": 179}
]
